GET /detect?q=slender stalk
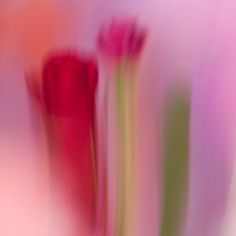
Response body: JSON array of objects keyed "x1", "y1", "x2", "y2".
[
  {"x1": 124, "y1": 62, "x2": 137, "y2": 236},
  {"x1": 114, "y1": 63, "x2": 127, "y2": 236}
]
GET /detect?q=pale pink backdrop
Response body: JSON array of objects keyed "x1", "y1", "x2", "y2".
[{"x1": 0, "y1": 0, "x2": 235, "y2": 235}]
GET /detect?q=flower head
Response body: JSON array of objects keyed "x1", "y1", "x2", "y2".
[
  {"x1": 97, "y1": 17, "x2": 147, "y2": 61},
  {"x1": 42, "y1": 51, "x2": 98, "y2": 117}
]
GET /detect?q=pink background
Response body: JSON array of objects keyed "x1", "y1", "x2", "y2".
[{"x1": 0, "y1": 0, "x2": 236, "y2": 235}]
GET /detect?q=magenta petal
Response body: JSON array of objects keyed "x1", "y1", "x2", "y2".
[{"x1": 97, "y1": 17, "x2": 147, "y2": 60}]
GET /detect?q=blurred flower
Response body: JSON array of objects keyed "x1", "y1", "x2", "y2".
[
  {"x1": 42, "y1": 53, "x2": 97, "y2": 117},
  {"x1": 96, "y1": 17, "x2": 147, "y2": 236},
  {"x1": 43, "y1": 52, "x2": 98, "y2": 226},
  {"x1": 97, "y1": 17, "x2": 147, "y2": 61},
  {"x1": 27, "y1": 51, "x2": 99, "y2": 231}
]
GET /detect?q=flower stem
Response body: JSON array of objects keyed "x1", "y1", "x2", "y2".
[{"x1": 115, "y1": 64, "x2": 127, "y2": 236}]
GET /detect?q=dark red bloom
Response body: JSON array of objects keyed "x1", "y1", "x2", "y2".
[{"x1": 42, "y1": 52, "x2": 98, "y2": 229}]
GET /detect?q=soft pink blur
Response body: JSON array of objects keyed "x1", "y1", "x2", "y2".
[{"x1": 0, "y1": 0, "x2": 235, "y2": 235}]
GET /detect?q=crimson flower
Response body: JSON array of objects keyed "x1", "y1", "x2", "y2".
[{"x1": 28, "y1": 51, "x2": 98, "y2": 230}]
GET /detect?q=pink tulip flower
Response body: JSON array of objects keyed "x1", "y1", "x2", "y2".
[{"x1": 97, "y1": 17, "x2": 147, "y2": 61}]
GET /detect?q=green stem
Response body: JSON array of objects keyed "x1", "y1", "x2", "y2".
[
  {"x1": 115, "y1": 64, "x2": 127, "y2": 236},
  {"x1": 130, "y1": 63, "x2": 136, "y2": 193}
]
